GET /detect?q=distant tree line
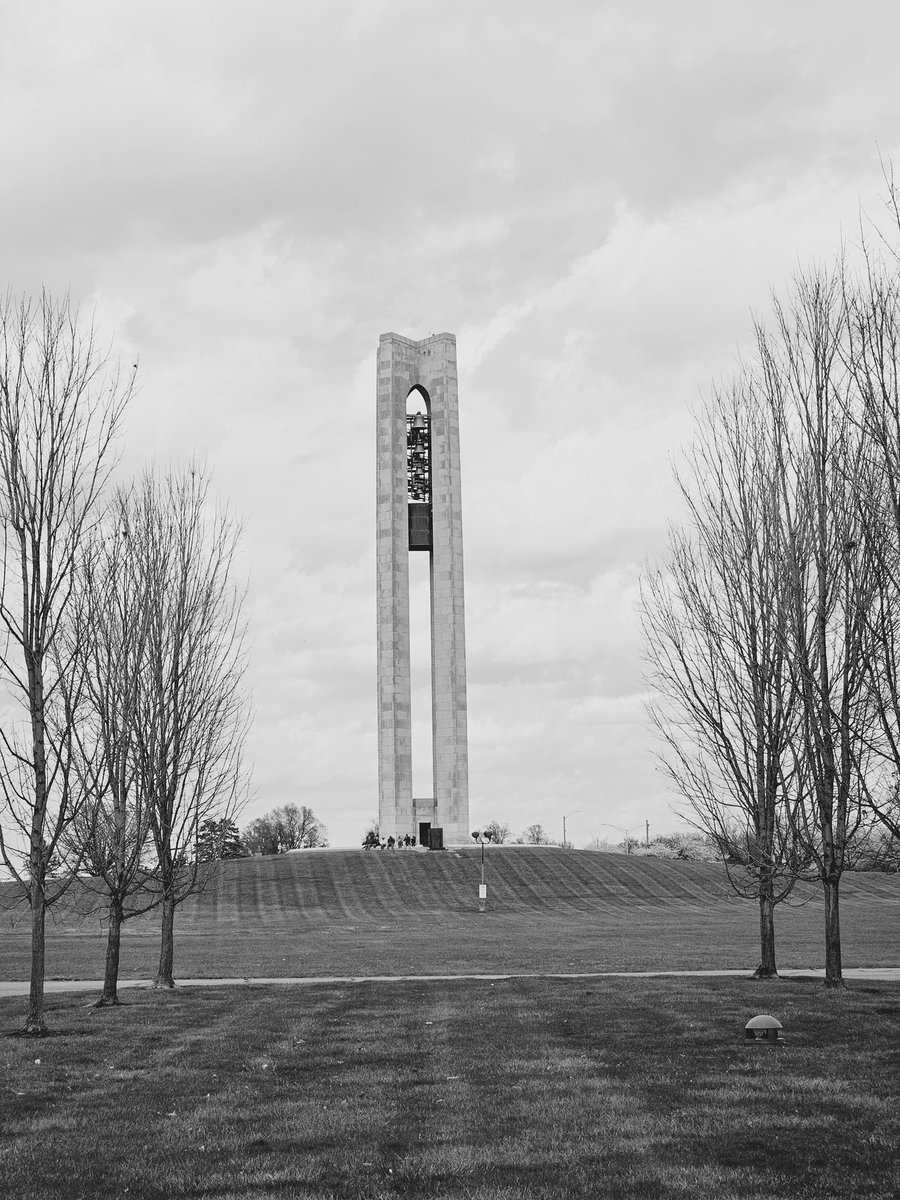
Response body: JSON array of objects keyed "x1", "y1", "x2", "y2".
[
  {"x1": 193, "y1": 806, "x2": 330, "y2": 859},
  {"x1": 466, "y1": 821, "x2": 566, "y2": 846},
  {"x1": 242, "y1": 805, "x2": 328, "y2": 855},
  {"x1": 641, "y1": 170, "x2": 900, "y2": 986},
  {"x1": 582, "y1": 831, "x2": 720, "y2": 860}
]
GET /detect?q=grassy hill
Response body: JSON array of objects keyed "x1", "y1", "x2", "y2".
[
  {"x1": 171, "y1": 845, "x2": 743, "y2": 925},
  {"x1": 1, "y1": 846, "x2": 898, "y2": 980},
  {"x1": 159, "y1": 844, "x2": 900, "y2": 921}
]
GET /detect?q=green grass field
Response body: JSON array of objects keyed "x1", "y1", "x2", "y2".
[
  {"x1": 2, "y1": 975, "x2": 898, "y2": 1199},
  {"x1": 3, "y1": 849, "x2": 899, "y2": 1198},
  {"x1": 1, "y1": 847, "x2": 898, "y2": 981}
]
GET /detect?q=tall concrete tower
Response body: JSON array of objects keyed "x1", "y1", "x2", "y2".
[{"x1": 376, "y1": 332, "x2": 468, "y2": 846}]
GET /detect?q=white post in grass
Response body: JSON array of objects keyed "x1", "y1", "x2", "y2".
[{"x1": 471, "y1": 830, "x2": 494, "y2": 911}]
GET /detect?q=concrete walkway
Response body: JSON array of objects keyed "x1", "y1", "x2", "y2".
[{"x1": 1, "y1": 967, "x2": 899, "y2": 996}]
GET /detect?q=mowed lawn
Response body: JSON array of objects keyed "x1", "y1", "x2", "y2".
[
  {"x1": 1, "y1": 976, "x2": 898, "y2": 1200},
  {"x1": 1, "y1": 848, "x2": 899, "y2": 981}
]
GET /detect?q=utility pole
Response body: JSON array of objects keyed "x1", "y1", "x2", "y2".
[{"x1": 645, "y1": 820, "x2": 650, "y2": 848}]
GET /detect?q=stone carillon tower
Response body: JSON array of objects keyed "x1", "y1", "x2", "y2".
[{"x1": 377, "y1": 332, "x2": 469, "y2": 846}]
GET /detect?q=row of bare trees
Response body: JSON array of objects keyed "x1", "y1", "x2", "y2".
[
  {"x1": 0, "y1": 292, "x2": 250, "y2": 1031},
  {"x1": 642, "y1": 183, "x2": 900, "y2": 986}
]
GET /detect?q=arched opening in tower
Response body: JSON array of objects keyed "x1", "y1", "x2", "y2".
[{"x1": 406, "y1": 386, "x2": 434, "y2": 802}]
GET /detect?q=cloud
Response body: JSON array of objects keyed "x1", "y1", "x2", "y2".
[{"x1": 1, "y1": 1, "x2": 899, "y2": 844}]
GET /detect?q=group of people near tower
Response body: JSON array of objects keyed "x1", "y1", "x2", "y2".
[{"x1": 362, "y1": 831, "x2": 418, "y2": 850}]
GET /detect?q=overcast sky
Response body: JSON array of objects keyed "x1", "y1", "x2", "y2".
[{"x1": 2, "y1": 1, "x2": 899, "y2": 847}]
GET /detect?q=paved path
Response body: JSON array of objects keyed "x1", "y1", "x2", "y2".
[{"x1": 1, "y1": 967, "x2": 898, "y2": 996}]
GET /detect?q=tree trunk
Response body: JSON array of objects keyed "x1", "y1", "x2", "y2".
[
  {"x1": 753, "y1": 883, "x2": 778, "y2": 978},
  {"x1": 823, "y1": 876, "x2": 844, "y2": 988},
  {"x1": 25, "y1": 877, "x2": 46, "y2": 1034},
  {"x1": 153, "y1": 893, "x2": 176, "y2": 988},
  {"x1": 97, "y1": 898, "x2": 124, "y2": 1006},
  {"x1": 26, "y1": 656, "x2": 49, "y2": 1035}
]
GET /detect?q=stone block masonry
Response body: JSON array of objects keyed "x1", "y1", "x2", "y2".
[{"x1": 376, "y1": 332, "x2": 469, "y2": 845}]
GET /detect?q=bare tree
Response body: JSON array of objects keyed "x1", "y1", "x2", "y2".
[
  {"x1": 522, "y1": 823, "x2": 550, "y2": 845},
  {"x1": 641, "y1": 374, "x2": 806, "y2": 977},
  {"x1": 761, "y1": 267, "x2": 876, "y2": 988},
  {"x1": 58, "y1": 486, "x2": 157, "y2": 1005},
  {"x1": 273, "y1": 803, "x2": 327, "y2": 850},
  {"x1": 483, "y1": 819, "x2": 511, "y2": 844},
  {"x1": 0, "y1": 292, "x2": 132, "y2": 1032},
  {"x1": 644, "y1": 261, "x2": 887, "y2": 986},
  {"x1": 128, "y1": 465, "x2": 251, "y2": 989},
  {"x1": 843, "y1": 187, "x2": 900, "y2": 844}
]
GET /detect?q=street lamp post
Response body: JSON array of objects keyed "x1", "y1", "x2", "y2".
[{"x1": 471, "y1": 830, "x2": 494, "y2": 911}]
